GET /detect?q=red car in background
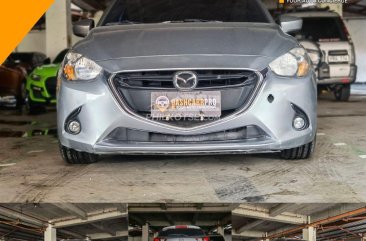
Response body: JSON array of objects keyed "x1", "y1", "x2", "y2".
[{"x1": 0, "y1": 52, "x2": 49, "y2": 108}]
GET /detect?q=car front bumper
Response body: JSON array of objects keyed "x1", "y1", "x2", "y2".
[
  {"x1": 58, "y1": 71, "x2": 317, "y2": 155},
  {"x1": 317, "y1": 64, "x2": 357, "y2": 85},
  {"x1": 28, "y1": 78, "x2": 57, "y2": 104}
]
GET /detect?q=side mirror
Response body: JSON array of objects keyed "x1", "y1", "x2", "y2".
[
  {"x1": 43, "y1": 58, "x2": 51, "y2": 65},
  {"x1": 280, "y1": 15, "x2": 303, "y2": 34},
  {"x1": 73, "y1": 19, "x2": 95, "y2": 37}
]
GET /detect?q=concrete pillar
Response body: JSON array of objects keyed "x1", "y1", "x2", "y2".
[
  {"x1": 303, "y1": 227, "x2": 316, "y2": 241},
  {"x1": 44, "y1": 224, "x2": 57, "y2": 241},
  {"x1": 142, "y1": 223, "x2": 150, "y2": 241},
  {"x1": 318, "y1": 3, "x2": 343, "y2": 16},
  {"x1": 46, "y1": 0, "x2": 72, "y2": 60},
  {"x1": 217, "y1": 226, "x2": 224, "y2": 236},
  {"x1": 224, "y1": 234, "x2": 232, "y2": 241}
]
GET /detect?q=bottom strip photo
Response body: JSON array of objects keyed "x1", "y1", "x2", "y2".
[{"x1": 0, "y1": 204, "x2": 365, "y2": 241}]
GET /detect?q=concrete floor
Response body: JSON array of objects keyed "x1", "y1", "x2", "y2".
[{"x1": 0, "y1": 92, "x2": 365, "y2": 203}]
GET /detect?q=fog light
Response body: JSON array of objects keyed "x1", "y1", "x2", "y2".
[
  {"x1": 293, "y1": 116, "x2": 305, "y2": 130},
  {"x1": 68, "y1": 121, "x2": 81, "y2": 134}
]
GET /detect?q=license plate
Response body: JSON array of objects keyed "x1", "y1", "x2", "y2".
[
  {"x1": 328, "y1": 55, "x2": 349, "y2": 63},
  {"x1": 151, "y1": 91, "x2": 221, "y2": 118}
]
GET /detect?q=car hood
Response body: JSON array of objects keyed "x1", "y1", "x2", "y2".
[{"x1": 73, "y1": 22, "x2": 298, "y2": 73}]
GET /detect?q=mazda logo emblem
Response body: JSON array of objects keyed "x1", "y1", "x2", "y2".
[{"x1": 173, "y1": 71, "x2": 198, "y2": 91}]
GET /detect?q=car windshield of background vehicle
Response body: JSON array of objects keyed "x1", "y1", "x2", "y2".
[
  {"x1": 300, "y1": 17, "x2": 348, "y2": 42},
  {"x1": 159, "y1": 228, "x2": 205, "y2": 237},
  {"x1": 8, "y1": 53, "x2": 33, "y2": 64},
  {"x1": 53, "y1": 49, "x2": 69, "y2": 64},
  {"x1": 102, "y1": 0, "x2": 270, "y2": 25}
]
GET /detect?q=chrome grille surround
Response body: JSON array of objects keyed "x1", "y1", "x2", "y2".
[{"x1": 108, "y1": 68, "x2": 266, "y2": 131}]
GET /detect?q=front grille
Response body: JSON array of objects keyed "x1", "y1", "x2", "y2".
[
  {"x1": 113, "y1": 70, "x2": 258, "y2": 90},
  {"x1": 45, "y1": 77, "x2": 57, "y2": 97},
  {"x1": 105, "y1": 126, "x2": 267, "y2": 144},
  {"x1": 31, "y1": 86, "x2": 43, "y2": 99},
  {"x1": 110, "y1": 69, "x2": 263, "y2": 128},
  {"x1": 328, "y1": 50, "x2": 348, "y2": 56}
]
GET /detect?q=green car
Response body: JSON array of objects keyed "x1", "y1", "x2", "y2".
[{"x1": 25, "y1": 49, "x2": 68, "y2": 113}]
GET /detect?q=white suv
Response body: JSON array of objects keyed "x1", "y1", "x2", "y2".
[{"x1": 287, "y1": 9, "x2": 357, "y2": 101}]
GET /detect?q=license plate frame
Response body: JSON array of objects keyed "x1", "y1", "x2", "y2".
[
  {"x1": 328, "y1": 55, "x2": 349, "y2": 63},
  {"x1": 151, "y1": 91, "x2": 221, "y2": 119}
]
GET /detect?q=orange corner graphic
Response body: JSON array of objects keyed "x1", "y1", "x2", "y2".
[{"x1": 0, "y1": 0, "x2": 55, "y2": 64}]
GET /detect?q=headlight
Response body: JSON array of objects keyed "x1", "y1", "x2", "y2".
[
  {"x1": 269, "y1": 47, "x2": 310, "y2": 77},
  {"x1": 63, "y1": 52, "x2": 102, "y2": 81},
  {"x1": 31, "y1": 74, "x2": 41, "y2": 81}
]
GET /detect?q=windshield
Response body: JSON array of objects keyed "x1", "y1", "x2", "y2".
[
  {"x1": 8, "y1": 53, "x2": 33, "y2": 64},
  {"x1": 158, "y1": 228, "x2": 205, "y2": 237},
  {"x1": 101, "y1": 0, "x2": 270, "y2": 25},
  {"x1": 298, "y1": 17, "x2": 348, "y2": 42}
]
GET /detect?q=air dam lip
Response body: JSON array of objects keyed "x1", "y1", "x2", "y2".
[{"x1": 103, "y1": 126, "x2": 268, "y2": 143}]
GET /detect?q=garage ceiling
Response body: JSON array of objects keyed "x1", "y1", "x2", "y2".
[
  {"x1": 344, "y1": 0, "x2": 366, "y2": 16},
  {"x1": 232, "y1": 204, "x2": 366, "y2": 241},
  {"x1": 0, "y1": 204, "x2": 128, "y2": 241}
]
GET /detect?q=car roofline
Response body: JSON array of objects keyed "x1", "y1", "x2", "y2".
[
  {"x1": 285, "y1": 11, "x2": 340, "y2": 18},
  {"x1": 162, "y1": 225, "x2": 202, "y2": 231}
]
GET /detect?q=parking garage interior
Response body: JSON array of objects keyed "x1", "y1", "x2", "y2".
[
  {"x1": 0, "y1": 0, "x2": 366, "y2": 207},
  {"x1": 2, "y1": 1, "x2": 366, "y2": 241},
  {"x1": 1, "y1": 1, "x2": 366, "y2": 203},
  {"x1": 2, "y1": 204, "x2": 366, "y2": 241}
]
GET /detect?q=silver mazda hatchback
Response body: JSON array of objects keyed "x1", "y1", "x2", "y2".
[{"x1": 57, "y1": 0, "x2": 317, "y2": 164}]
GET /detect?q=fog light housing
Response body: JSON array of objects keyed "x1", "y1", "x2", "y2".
[
  {"x1": 64, "y1": 107, "x2": 82, "y2": 135},
  {"x1": 68, "y1": 121, "x2": 81, "y2": 134},
  {"x1": 291, "y1": 104, "x2": 309, "y2": 131},
  {"x1": 293, "y1": 116, "x2": 306, "y2": 130}
]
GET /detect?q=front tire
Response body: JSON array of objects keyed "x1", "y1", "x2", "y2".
[
  {"x1": 59, "y1": 144, "x2": 99, "y2": 164},
  {"x1": 280, "y1": 139, "x2": 316, "y2": 160},
  {"x1": 334, "y1": 84, "x2": 351, "y2": 102}
]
